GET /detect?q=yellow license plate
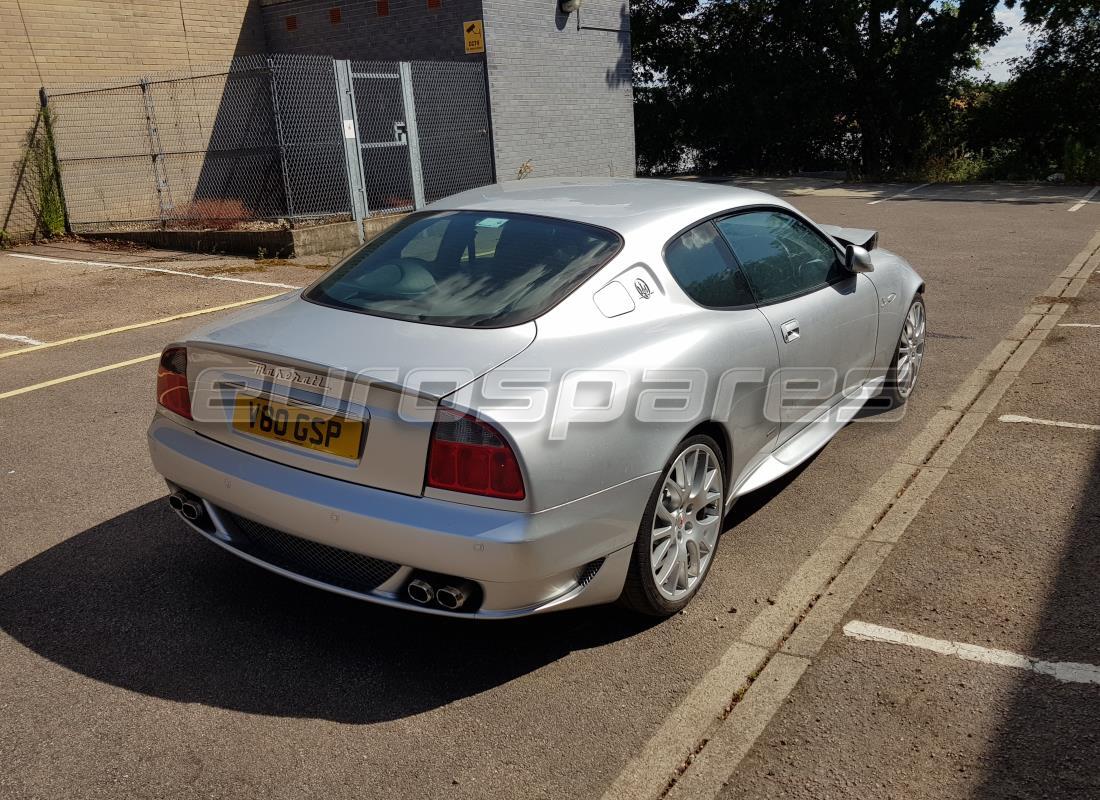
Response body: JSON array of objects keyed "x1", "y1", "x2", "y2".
[{"x1": 231, "y1": 394, "x2": 364, "y2": 459}]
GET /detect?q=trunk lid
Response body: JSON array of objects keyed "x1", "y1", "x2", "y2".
[{"x1": 184, "y1": 294, "x2": 535, "y2": 495}]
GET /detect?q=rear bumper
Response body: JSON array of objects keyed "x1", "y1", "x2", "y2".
[{"x1": 147, "y1": 415, "x2": 653, "y2": 617}]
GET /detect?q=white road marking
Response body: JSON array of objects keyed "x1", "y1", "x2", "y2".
[
  {"x1": 1058, "y1": 323, "x2": 1100, "y2": 328},
  {"x1": 0, "y1": 353, "x2": 159, "y2": 400},
  {"x1": 1069, "y1": 185, "x2": 1099, "y2": 212},
  {"x1": 867, "y1": 182, "x2": 930, "y2": 205},
  {"x1": 0, "y1": 334, "x2": 45, "y2": 346},
  {"x1": 0, "y1": 292, "x2": 287, "y2": 360},
  {"x1": 998, "y1": 413, "x2": 1100, "y2": 431},
  {"x1": 5, "y1": 252, "x2": 302, "y2": 289},
  {"x1": 844, "y1": 620, "x2": 1100, "y2": 685}
]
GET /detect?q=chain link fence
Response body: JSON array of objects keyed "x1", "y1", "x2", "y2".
[{"x1": 44, "y1": 54, "x2": 494, "y2": 234}]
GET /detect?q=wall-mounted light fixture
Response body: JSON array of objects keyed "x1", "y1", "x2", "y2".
[{"x1": 559, "y1": 0, "x2": 581, "y2": 13}]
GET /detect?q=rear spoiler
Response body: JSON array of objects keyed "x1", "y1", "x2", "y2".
[{"x1": 819, "y1": 224, "x2": 878, "y2": 251}]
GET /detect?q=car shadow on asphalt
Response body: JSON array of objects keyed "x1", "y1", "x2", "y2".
[
  {"x1": 0, "y1": 501, "x2": 658, "y2": 724},
  {"x1": 975, "y1": 439, "x2": 1100, "y2": 797},
  {"x1": 725, "y1": 450, "x2": 818, "y2": 528}
]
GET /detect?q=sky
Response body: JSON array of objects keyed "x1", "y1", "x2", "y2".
[{"x1": 972, "y1": 2, "x2": 1034, "y2": 82}]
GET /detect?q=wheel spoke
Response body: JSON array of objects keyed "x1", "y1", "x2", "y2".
[
  {"x1": 704, "y1": 489, "x2": 722, "y2": 510},
  {"x1": 696, "y1": 513, "x2": 721, "y2": 538},
  {"x1": 675, "y1": 549, "x2": 689, "y2": 589},
  {"x1": 674, "y1": 456, "x2": 690, "y2": 491},
  {"x1": 657, "y1": 544, "x2": 680, "y2": 587},
  {"x1": 897, "y1": 362, "x2": 911, "y2": 388},
  {"x1": 651, "y1": 536, "x2": 673, "y2": 569},
  {"x1": 685, "y1": 545, "x2": 700, "y2": 579}
]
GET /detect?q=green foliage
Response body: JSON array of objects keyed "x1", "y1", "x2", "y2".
[
  {"x1": 23, "y1": 108, "x2": 66, "y2": 238},
  {"x1": 914, "y1": 154, "x2": 985, "y2": 183},
  {"x1": 633, "y1": 0, "x2": 1099, "y2": 182},
  {"x1": 1063, "y1": 140, "x2": 1100, "y2": 183}
]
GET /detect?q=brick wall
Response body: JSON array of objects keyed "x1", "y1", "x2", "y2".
[
  {"x1": 260, "y1": 0, "x2": 484, "y2": 62},
  {"x1": 481, "y1": 0, "x2": 634, "y2": 182},
  {"x1": 0, "y1": 0, "x2": 266, "y2": 239}
]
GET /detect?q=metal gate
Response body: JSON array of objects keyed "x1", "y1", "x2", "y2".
[{"x1": 336, "y1": 59, "x2": 494, "y2": 236}]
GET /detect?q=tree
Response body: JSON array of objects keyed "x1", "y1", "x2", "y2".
[
  {"x1": 630, "y1": 0, "x2": 703, "y2": 174},
  {"x1": 1006, "y1": 0, "x2": 1097, "y2": 29},
  {"x1": 631, "y1": 0, "x2": 1010, "y2": 177},
  {"x1": 794, "y1": 0, "x2": 1006, "y2": 176},
  {"x1": 1001, "y1": 4, "x2": 1100, "y2": 179}
]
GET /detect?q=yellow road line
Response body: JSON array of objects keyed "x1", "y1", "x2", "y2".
[
  {"x1": 0, "y1": 292, "x2": 287, "y2": 360},
  {"x1": 0, "y1": 353, "x2": 159, "y2": 400}
]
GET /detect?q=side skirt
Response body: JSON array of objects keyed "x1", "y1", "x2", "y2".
[{"x1": 727, "y1": 376, "x2": 886, "y2": 502}]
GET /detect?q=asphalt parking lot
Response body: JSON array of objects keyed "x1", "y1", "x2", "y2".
[{"x1": 1, "y1": 179, "x2": 1098, "y2": 800}]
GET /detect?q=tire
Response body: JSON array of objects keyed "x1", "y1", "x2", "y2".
[
  {"x1": 880, "y1": 295, "x2": 927, "y2": 408},
  {"x1": 619, "y1": 435, "x2": 726, "y2": 617}
]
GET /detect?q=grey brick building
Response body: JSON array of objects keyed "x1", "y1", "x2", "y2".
[{"x1": 260, "y1": 0, "x2": 635, "y2": 183}]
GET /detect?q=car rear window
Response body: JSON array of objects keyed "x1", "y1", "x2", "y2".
[{"x1": 305, "y1": 211, "x2": 622, "y2": 328}]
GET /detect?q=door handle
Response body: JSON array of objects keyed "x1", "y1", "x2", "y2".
[{"x1": 781, "y1": 319, "x2": 800, "y2": 343}]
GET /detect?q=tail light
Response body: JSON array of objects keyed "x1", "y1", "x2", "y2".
[
  {"x1": 157, "y1": 346, "x2": 192, "y2": 420},
  {"x1": 426, "y1": 409, "x2": 525, "y2": 500}
]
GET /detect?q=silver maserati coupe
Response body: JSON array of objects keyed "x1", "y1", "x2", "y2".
[{"x1": 149, "y1": 178, "x2": 925, "y2": 618}]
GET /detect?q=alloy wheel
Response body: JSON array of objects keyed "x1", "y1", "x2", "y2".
[
  {"x1": 650, "y1": 444, "x2": 724, "y2": 601},
  {"x1": 896, "y1": 300, "x2": 926, "y2": 398}
]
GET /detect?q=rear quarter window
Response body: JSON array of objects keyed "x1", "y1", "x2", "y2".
[{"x1": 664, "y1": 222, "x2": 756, "y2": 308}]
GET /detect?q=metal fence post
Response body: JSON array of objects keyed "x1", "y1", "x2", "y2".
[
  {"x1": 267, "y1": 58, "x2": 296, "y2": 225},
  {"x1": 334, "y1": 59, "x2": 368, "y2": 243},
  {"x1": 139, "y1": 77, "x2": 172, "y2": 227},
  {"x1": 398, "y1": 62, "x2": 426, "y2": 210}
]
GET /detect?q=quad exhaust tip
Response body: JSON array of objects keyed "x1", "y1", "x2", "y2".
[
  {"x1": 168, "y1": 491, "x2": 205, "y2": 522},
  {"x1": 406, "y1": 576, "x2": 476, "y2": 610},
  {"x1": 407, "y1": 578, "x2": 435, "y2": 605},
  {"x1": 435, "y1": 581, "x2": 474, "y2": 611}
]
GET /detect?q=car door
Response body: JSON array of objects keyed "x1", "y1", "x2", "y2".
[
  {"x1": 662, "y1": 221, "x2": 782, "y2": 489},
  {"x1": 715, "y1": 210, "x2": 879, "y2": 446}
]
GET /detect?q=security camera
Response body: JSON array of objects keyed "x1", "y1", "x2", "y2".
[{"x1": 560, "y1": 0, "x2": 582, "y2": 12}]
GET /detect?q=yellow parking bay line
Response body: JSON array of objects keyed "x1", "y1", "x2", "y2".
[
  {"x1": 0, "y1": 353, "x2": 159, "y2": 400},
  {"x1": 0, "y1": 293, "x2": 287, "y2": 360}
]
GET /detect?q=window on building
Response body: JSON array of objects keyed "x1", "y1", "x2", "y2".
[
  {"x1": 285, "y1": 15, "x2": 298, "y2": 31},
  {"x1": 376, "y1": 0, "x2": 389, "y2": 16},
  {"x1": 329, "y1": 7, "x2": 342, "y2": 24}
]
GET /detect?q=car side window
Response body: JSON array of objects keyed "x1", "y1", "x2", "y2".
[
  {"x1": 399, "y1": 218, "x2": 448, "y2": 262},
  {"x1": 664, "y1": 222, "x2": 756, "y2": 308},
  {"x1": 715, "y1": 211, "x2": 844, "y2": 304}
]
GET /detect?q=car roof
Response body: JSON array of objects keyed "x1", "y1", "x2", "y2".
[{"x1": 425, "y1": 177, "x2": 794, "y2": 238}]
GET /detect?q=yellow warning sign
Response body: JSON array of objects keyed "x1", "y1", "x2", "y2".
[{"x1": 464, "y1": 20, "x2": 485, "y2": 54}]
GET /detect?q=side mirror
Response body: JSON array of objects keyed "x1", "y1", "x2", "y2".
[{"x1": 845, "y1": 244, "x2": 874, "y2": 273}]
